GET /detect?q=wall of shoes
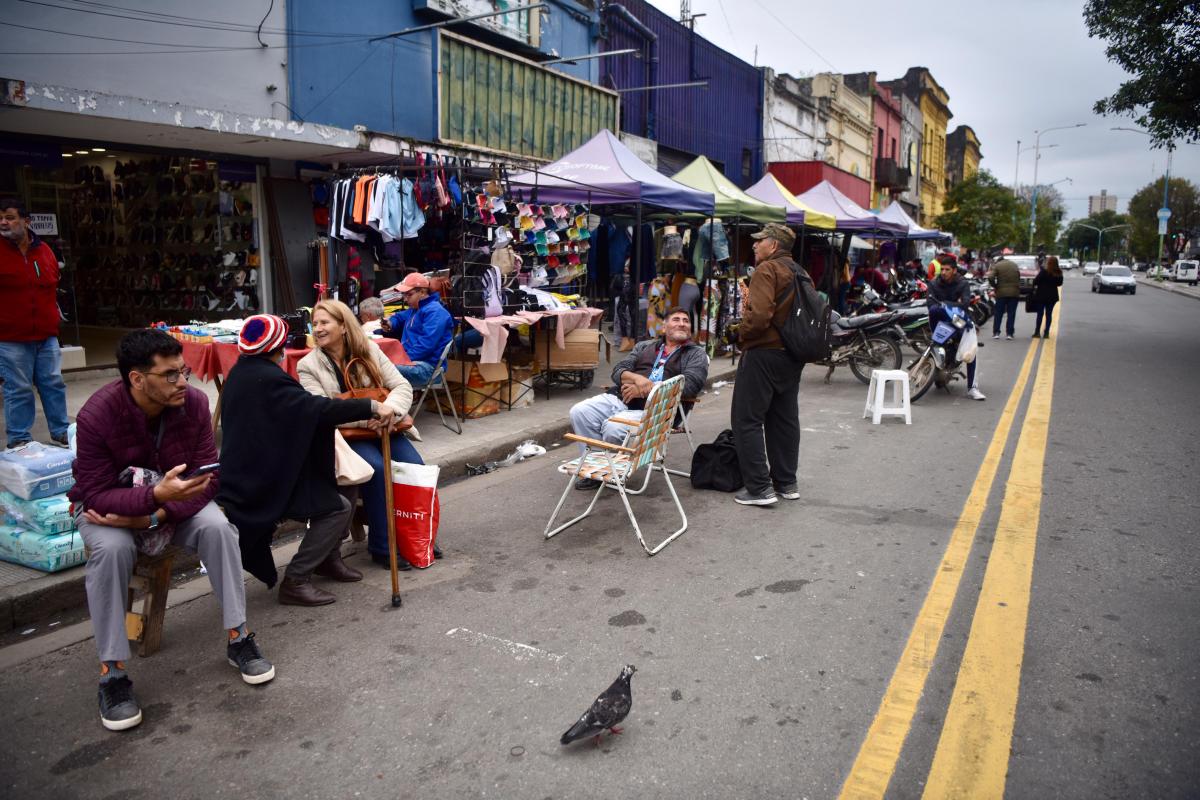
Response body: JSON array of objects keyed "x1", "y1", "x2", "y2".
[{"x1": 68, "y1": 154, "x2": 261, "y2": 327}]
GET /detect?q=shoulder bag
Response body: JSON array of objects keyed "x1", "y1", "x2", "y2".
[{"x1": 337, "y1": 356, "x2": 391, "y2": 442}]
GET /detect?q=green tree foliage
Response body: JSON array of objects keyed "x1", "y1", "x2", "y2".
[
  {"x1": 1083, "y1": 1, "x2": 1200, "y2": 147},
  {"x1": 934, "y1": 170, "x2": 1024, "y2": 250},
  {"x1": 1126, "y1": 177, "x2": 1200, "y2": 260},
  {"x1": 1059, "y1": 209, "x2": 1131, "y2": 262},
  {"x1": 1017, "y1": 184, "x2": 1069, "y2": 251}
]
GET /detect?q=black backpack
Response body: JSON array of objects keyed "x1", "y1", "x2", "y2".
[
  {"x1": 690, "y1": 429, "x2": 743, "y2": 492},
  {"x1": 775, "y1": 264, "x2": 832, "y2": 363}
]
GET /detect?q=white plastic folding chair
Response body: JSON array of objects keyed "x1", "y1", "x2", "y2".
[
  {"x1": 545, "y1": 375, "x2": 688, "y2": 556},
  {"x1": 410, "y1": 339, "x2": 462, "y2": 435}
]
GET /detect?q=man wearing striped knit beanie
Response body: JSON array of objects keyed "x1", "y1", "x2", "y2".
[{"x1": 217, "y1": 315, "x2": 396, "y2": 606}]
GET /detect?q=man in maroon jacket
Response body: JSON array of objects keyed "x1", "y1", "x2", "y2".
[
  {"x1": 0, "y1": 198, "x2": 70, "y2": 448},
  {"x1": 69, "y1": 329, "x2": 274, "y2": 732}
]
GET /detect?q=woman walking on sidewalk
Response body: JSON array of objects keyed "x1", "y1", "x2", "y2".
[{"x1": 1032, "y1": 256, "x2": 1063, "y2": 338}]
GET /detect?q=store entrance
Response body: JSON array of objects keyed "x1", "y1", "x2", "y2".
[{"x1": 1, "y1": 142, "x2": 263, "y2": 365}]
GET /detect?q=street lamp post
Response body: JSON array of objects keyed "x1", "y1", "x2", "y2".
[
  {"x1": 1028, "y1": 123, "x2": 1085, "y2": 251},
  {"x1": 1013, "y1": 142, "x2": 1059, "y2": 197},
  {"x1": 1070, "y1": 222, "x2": 1130, "y2": 263}
]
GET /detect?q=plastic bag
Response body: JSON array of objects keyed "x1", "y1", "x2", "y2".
[
  {"x1": 959, "y1": 325, "x2": 978, "y2": 363},
  {"x1": 390, "y1": 461, "x2": 440, "y2": 569}
]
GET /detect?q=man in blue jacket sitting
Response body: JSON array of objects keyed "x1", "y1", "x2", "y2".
[{"x1": 380, "y1": 272, "x2": 454, "y2": 386}]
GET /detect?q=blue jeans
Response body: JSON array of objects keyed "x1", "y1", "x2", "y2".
[
  {"x1": 0, "y1": 337, "x2": 70, "y2": 447},
  {"x1": 992, "y1": 297, "x2": 1019, "y2": 337},
  {"x1": 396, "y1": 361, "x2": 435, "y2": 387},
  {"x1": 1034, "y1": 302, "x2": 1055, "y2": 334},
  {"x1": 349, "y1": 434, "x2": 424, "y2": 558},
  {"x1": 452, "y1": 328, "x2": 484, "y2": 355}
]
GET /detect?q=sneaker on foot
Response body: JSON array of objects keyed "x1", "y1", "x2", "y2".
[
  {"x1": 734, "y1": 488, "x2": 778, "y2": 507},
  {"x1": 966, "y1": 387, "x2": 987, "y2": 401},
  {"x1": 227, "y1": 632, "x2": 275, "y2": 685},
  {"x1": 991, "y1": 334, "x2": 1000, "y2": 340},
  {"x1": 98, "y1": 676, "x2": 142, "y2": 731},
  {"x1": 773, "y1": 482, "x2": 800, "y2": 500},
  {"x1": 1031, "y1": 332, "x2": 1040, "y2": 338},
  {"x1": 6, "y1": 439, "x2": 31, "y2": 450},
  {"x1": 1006, "y1": 335, "x2": 1014, "y2": 340},
  {"x1": 574, "y1": 477, "x2": 602, "y2": 491}
]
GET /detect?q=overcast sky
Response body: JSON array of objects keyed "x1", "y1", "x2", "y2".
[{"x1": 645, "y1": 0, "x2": 1198, "y2": 222}]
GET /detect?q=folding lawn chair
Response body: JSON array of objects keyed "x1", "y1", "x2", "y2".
[
  {"x1": 410, "y1": 339, "x2": 462, "y2": 435},
  {"x1": 545, "y1": 375, "x2": 688, "y2": 556}
]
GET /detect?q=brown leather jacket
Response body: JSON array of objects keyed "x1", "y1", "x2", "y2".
[{"x1": 739, "y1": 254, "x2": 799, "y2": 350}]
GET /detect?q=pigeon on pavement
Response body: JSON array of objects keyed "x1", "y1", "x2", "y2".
[{"x1": 560, "y1": 664, "x2": 637, "y2": 745}]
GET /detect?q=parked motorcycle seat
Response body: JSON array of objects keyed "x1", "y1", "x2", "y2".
[{"x1": 836, "y1": 313, "x2": 885, "y2": 329}]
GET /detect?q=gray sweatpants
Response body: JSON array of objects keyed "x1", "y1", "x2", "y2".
[{"x1": 78, "y1": 501, "x2": 247, "y2": 663}]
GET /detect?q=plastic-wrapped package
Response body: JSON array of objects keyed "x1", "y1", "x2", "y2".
[
  {"x1": 0, "y1": 491, "x2": 74, "y2": 534},
  {"x1": 0, "y1": 443, "x2": 75, "y2": 500},
  {"x1": 0, "y1": 524, "x2": 86, "y2": 572}
]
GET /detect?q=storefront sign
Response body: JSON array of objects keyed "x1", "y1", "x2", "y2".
[
  {"x1": 29, "y1": 213, "x2": 58, "y2": 236},
  {"x1": 418, "y1": 0, "x2": 538, "y2": 46},
  {"x1": 0, "y1": 141, "x2": 62, "y2": 169},
  {"x1": 218, "y1": 161, "x2": 257, "y2": 183}
]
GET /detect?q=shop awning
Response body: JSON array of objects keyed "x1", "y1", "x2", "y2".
[
  {"x1": 670, "y1": 156, "x2": 786, "y2": 223},
  {"x1": 744, "y1": 173, "x2": 836, "y2": 230},
  {"x1": 875, "y1": 202, "x2": 950, "y2": 240},
  {"x1": 508, "y1": 129, "x2": 715, "y2": 213},
  {"x1": 795, "y1": 180, "x2": 907, "y2": 235}
]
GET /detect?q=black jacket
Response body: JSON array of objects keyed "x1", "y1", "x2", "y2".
[
  {"x1": 1032, "y1": 269, "x2": 1063, "y2": 305},
  {"x1": 928, "y1": 274, "x2": 971, "y2": 305},
  {"x1": 217, "y1": 354, "x2": 373, "y2": 586}
]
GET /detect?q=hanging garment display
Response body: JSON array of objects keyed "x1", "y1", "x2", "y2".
[
  {"x1": 692, "y1": 219, "x2": 730, "y2": 280},
  {"x1": 645, "y1": 276, "x2": 670, "y2": 338}
]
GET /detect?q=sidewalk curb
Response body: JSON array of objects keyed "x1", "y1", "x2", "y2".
[
  {"x1": 0, "y1": 360, "x2": 738, "y2": 634},
  {"x1": 1136, "y1": 277, "x2": 1200, "y2": 302}
]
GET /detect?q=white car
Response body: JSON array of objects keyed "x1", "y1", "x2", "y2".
[
  {"x1": 1092, "y1": 265, "x2": 1136, "y2": 294},
  {"x1": 1083, "y1": 261, "x2": 1101, "y2": 275},
  {"x1": 1060, "y1": 258, "x2": 1079, "y2": 270}
]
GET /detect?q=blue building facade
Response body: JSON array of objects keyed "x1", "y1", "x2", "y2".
[
  {"x1": 599, "y1": 0, "x2": 764, "y2": 186},
  {"x1": 287, "y1": 0, "x2": 604, "y2": 157}
]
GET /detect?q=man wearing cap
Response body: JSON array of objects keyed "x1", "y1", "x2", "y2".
[
  {"x1": 0, "y1": 197, "x2": 71, "y2": 449},
  {"x1": 730, "y1": 223, "x2": 806, "y2": 507},
  {"x1": 217, "y1": 315, "x2": 396, "y2": 606},
  {"x1": 379, "y1": 272, "x2": 454, "y2": 386},
  {"x1": 70, "y1": 328, "x2": 273, "y2": 732}
]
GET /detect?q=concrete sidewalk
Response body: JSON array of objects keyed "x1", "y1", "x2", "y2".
[
  {"x1": 0, "y1": 344, "x2": 739, "y2": 633},
  {"x1": 1136, "y1": 273, "x2": 1200, "y2": 302}
]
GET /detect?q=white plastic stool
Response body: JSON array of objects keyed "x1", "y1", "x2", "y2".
[{"x1": 863, "y1": 369, "x2": 912, "y2": 425}]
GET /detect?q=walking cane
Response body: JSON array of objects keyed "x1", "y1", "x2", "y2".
[{"x1": 380, "y1": 429, "x2": 403, "y2": 608}]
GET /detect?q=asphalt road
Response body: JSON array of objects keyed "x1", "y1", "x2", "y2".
[{"x1": 1, "y1": 274, "x2": 1196, "y2": 799}]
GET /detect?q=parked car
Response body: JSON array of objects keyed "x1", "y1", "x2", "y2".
[
  {"x1": 1093, "y1": 265, "x2": 1137, "y2": 294},
  {"x1": 1005, "y1": 255, "x2": 1039, "y2": 296},
  {"x1": 1173, "y1": 259, "x2": 1198, "y2": 282},
  {"x1": 1083, "y1": 261, "x2": 1101, "y2": 275},
  {"x1": 1060, "y1": 258, "x2": 1079, "y2": 270},
  {"x1": 1132, "y1": 262, "x2": 1149, "y2": 272}
]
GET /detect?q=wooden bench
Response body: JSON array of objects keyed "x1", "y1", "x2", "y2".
[{"x1": 124, "y1": 546, "x2": 178, "y2": 657}]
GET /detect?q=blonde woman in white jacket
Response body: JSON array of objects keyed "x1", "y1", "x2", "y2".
[{"x1": 298, "y1": 300, "x2": 433, "y2": 570}]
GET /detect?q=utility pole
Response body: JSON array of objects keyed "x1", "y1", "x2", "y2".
[{"x1": 1028, "y1": 123, "x2": 1085, "y2": 252}]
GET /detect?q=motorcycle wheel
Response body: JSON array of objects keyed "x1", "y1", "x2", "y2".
[
  {"x1": 849, "y1": 335, "x2": 903, "y2": 384},
  {"x1": 908, "y1": 353, "x2": 937, "y2": 402}
]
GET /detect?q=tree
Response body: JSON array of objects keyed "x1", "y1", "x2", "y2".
[
  {"x1": 1017, "y1": 184, "x2": 1068, "y2": 251},
  {"x1": 1059, "y1": 210, "x2": 1132, "y2": 262},
  {"x1": 1083, "y1": 1, "x2": 1200, "y2": 147},
  {"x1": 934, "y1": 170, "x2": 1024, "y2": 250},
  {"x1": 1127, "y1": 177, "x2": 1200, "y2": 261}
]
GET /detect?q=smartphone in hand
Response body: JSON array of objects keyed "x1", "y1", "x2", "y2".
[{"x1": 183, "y1": 463, "x2": 220, "y2": 480}]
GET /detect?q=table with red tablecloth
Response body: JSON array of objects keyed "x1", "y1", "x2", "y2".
[{"x1": 170, "y1": 333, "x2": 409, "y2": 430}]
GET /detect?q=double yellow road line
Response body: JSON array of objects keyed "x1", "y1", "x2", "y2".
[{"x1": 839, "y1": 307, "x2": 1061, "y2": 800}]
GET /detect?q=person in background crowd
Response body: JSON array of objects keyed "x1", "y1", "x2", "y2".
[
  {"x1": 988, "y1": 253, "x2": 1022, "y2": 340},
  {"x1": 379, "y1": 272, "x2": 454, "y2": 387},
  {"x1": 298, "y1": 299, "x2": 437, "y2": 571},
  {"x1": 567, "y1": 307, "x2": 708, "y2": 491},
  {"x1": 70, "y1": 329, "x2": 274, "y2": 732},
  {"x1": 856, "y1": 257, "x2": 890, "y2": 295},
  {"x1": 218, "y1": 314, "x2": 395, "y2": 606},
  {"x1": 610, "y1": 259, "x2": 636, "y2": 352},
  {"x1": 358, "y1": 296, "x2": 386, "y2": 334},
  {"x1": 730, "y1": 223, "x2": 806, "y2": 507},
  {"x1": 835, "y1": 259, "x2": 852, "y2": 314},
  {"x1": 929, "y1": 255, "x2": 985, "y2": 401},
  {"x1": 0, "y1": 198, "x2": 71, "y2": 449},
  {"x1": 1032, "y1": 255, "x2": 1064, "y2": 338}
]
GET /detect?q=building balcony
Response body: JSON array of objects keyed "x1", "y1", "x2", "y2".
[{"x1": 874, "y1": 157, "x2": 907, "y2": 190}]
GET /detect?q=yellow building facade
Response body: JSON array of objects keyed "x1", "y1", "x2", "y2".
[
  {"x1": 810, "y1": 73, "x2": 874, "y2": 182},
  {"x1": 917, "y1": 73, "x2": 952, "y2": 223}
]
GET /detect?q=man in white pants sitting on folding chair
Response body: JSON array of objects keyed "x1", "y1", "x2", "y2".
[{"x1": 567, "y1": 308, "x2": 708, "y2": 490}]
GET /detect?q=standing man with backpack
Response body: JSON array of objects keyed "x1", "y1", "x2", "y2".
[{"x1": 730, "y1": 223, "x2": 812, "y2": 507}]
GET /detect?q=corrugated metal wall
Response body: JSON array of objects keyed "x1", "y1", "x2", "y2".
[
  {"x1": 600, "y1": 0, "x2": 763, "y2": 187},
  {"x1": 769, "y1": 161, "x2": 872, "y2": 208},
  {"x1": 438, "y1": 31, "x2": 618, "y2": 161}
]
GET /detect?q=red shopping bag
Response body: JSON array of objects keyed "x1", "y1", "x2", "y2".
[{"x1": 390, "y1": 461, "x2": 440, "y2": 569}]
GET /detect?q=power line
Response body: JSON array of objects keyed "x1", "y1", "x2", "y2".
[{"x1": 745, "y1": 0, "x2": 838, "y2": 72}]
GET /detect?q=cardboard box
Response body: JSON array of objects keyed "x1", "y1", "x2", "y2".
[
  {"x1": 502, "y1": 367, "x2": 536, "y2": 409},
  {"x1": 441, "y1": 359, "x2": 509, "y2": 418},
  {"x1": 60, "y1": 345, "x2": 86, "y2": 370},
  {"x1": 532, "y1": 327, "x2": 600, "y2": 370}
]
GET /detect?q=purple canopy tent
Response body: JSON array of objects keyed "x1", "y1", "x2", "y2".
[
  {"x1": 874, "y1": 202, "x2": 949, "y2": 240},
  {"x1": 508, "y1": 129, "x2": 715, "y2": 213},
  {"x1": 794, "y1": 180, "x2": 907, "y2": 235}
]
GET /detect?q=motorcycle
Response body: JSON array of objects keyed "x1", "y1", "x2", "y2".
[
  {"x1": 907, "y1": 303, "x2": 976, "y2": 402},
  {"x1": 818, "y1": 309, "x2": 906, "y2": 384},
  {"x1": 853, "y1": 286, "x2": 932, "y2": 355}
]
